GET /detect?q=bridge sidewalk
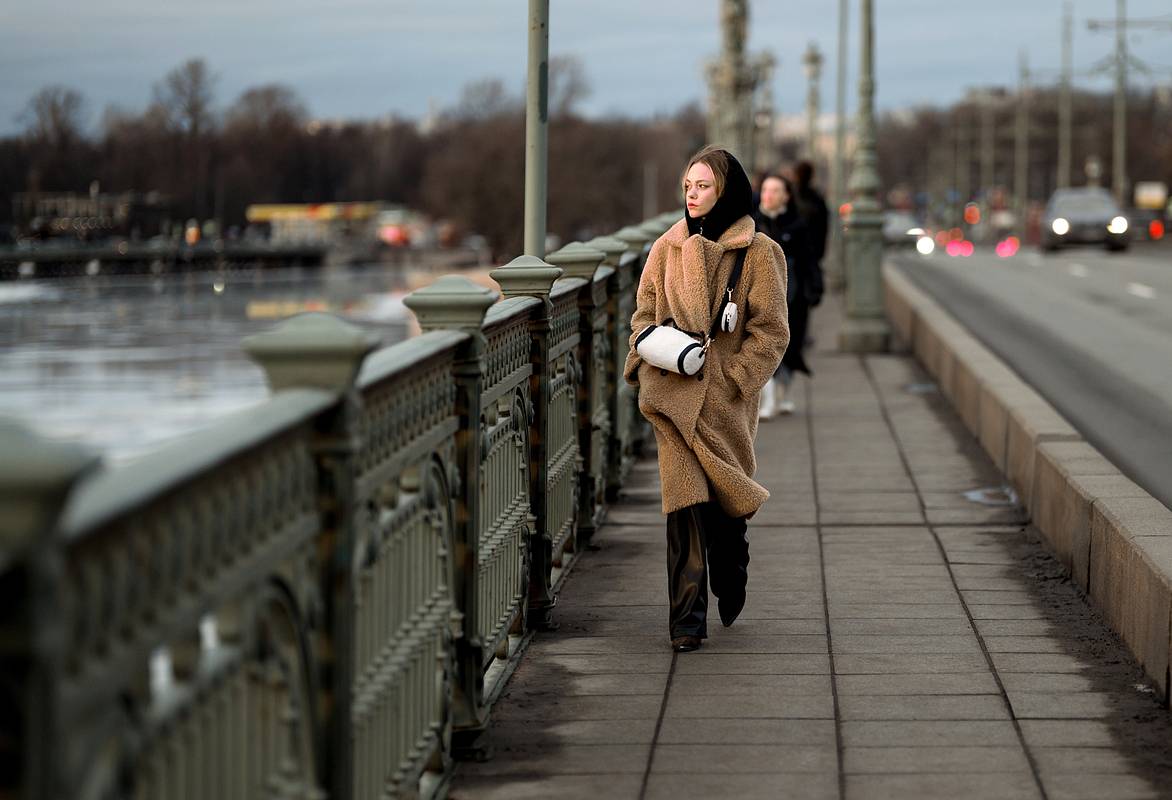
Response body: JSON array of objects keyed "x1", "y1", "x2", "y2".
[{"x1": 450, "y1": 297, "x2": 1172, "y2": 800}]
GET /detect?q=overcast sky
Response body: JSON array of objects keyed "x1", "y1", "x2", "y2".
[{"x1": 2, "y1": 1, "x2": 1170, "y2": 135}]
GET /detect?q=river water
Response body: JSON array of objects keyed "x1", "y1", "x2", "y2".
[{"x1": 0, "y1": 265, "x2": 413, "y2": 464}]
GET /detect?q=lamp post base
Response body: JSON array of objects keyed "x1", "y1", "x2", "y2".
[{"x1": 838, "y1": 317, "x2": 891, "y2": 353}]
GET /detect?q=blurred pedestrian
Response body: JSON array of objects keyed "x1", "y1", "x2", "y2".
[
  {"x1": 792, "y1": 160, "x2": 829, "y2": 295},
  {"x1": 624, "y1": 145, "x2": 790, "y2": 653},
  {"x1": 753, "y1": 174, "x2": 815, "y2": 417}
]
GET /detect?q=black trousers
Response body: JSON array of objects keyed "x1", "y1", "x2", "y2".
[{"x1": 666, "y1": 501, "x2": 750, "y2": 638}]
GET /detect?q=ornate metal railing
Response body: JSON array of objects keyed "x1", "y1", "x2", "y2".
[{"x1": 0, "y1": 213, "x2": 680, "y2": 800}]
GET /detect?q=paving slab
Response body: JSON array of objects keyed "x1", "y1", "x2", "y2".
[
  {"x1": 843, "y1": 745, "x2": 1031, "y2": 774},
  {"x1": 841, "y1": 720, "x2": 1020, "y2": 747},
  {"x1": 655, "y1": 717, "x2": 836, "y2": 746},
  {"x1": 836, "y1": 672, "x2": 1000, "y2": 695},
  {"x1": 843, "y1": 772, "x2": 1042, "y2": 800},
  {"x1": 643, "y1": 773, "x2": 838, "y2": 800},
  {"x1": 452, "y1": 774, "x2": 645, "y2": 800},
  {"x1": 649, "y1": 743, "x2": 837, "y2": 774},
  {"x1": 1040, "y1": 774, "x2": 1164, "y2": 800},
  {"x1": 838, "y1": 694, "x2": 1010, "y2": 721}
]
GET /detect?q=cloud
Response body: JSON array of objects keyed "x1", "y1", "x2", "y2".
[{"x1": 1, "y1": 0, "x2": 1169, "y2": 134}]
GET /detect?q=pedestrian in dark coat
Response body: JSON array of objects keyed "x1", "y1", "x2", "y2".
[
  {"x1": 753, "y1": 174, "x2": 814, "y2": 417},
  {"x1": 793, "y1": 160, "x2": 830, "y2": 278},
  {"x1": 624, "y1": 145, "x2": 790, "y2": 653}
]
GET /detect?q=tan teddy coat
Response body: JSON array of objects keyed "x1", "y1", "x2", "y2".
[{"x1": 624, "y1": 215, "x2": 790, "y2": 517}]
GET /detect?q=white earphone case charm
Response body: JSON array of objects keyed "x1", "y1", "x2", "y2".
[{"x1": 720, "y1": 289, "x2": 738, "y2": 333}]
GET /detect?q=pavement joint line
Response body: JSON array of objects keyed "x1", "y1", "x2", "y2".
[
  {"x1": 805, "y1": 375, "x2": 847, "y2": 800},
  {"x1": 858, "y1": 354, "x2": 1052, "y2": 800},
  {"x1": 638, "y1": 651, "x2": 677, "y2": 800}
]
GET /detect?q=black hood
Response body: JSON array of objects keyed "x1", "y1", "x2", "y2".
[{"x1": 685, "y1": 150, "x2": 754, "y2": 242}]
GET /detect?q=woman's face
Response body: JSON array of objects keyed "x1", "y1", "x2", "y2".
[
  {"x1": 684, "y1": 162, "x2": 719, "y2": 218},
  {"x1": 760, "y1": 177, "x2": 788, "y2": 213}
]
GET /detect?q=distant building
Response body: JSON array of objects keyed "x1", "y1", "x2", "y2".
[
  {"x1": 13, "y1": 190, "x2": 172, "y2": 241},
  {"x1": 245, "y1": 202, "x2": 429, "y2": 247}
]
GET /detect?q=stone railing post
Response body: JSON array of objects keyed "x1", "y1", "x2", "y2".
[
  {"x1": 638, "y1": 219, "x2": 670, "y2": 242},
  {"x1": 546, "y1": 242, "x2": 608, "y2": 551},
  {"x1": 586, "y1": 234, "x2": 635, "y2": 501},
  {"x1": 0, "y1": 420, "x2": 99, "y2": 800},
  {"x1": 489, "y1": 256, "x2": 565, "y2": 630},
  {"x1": 610, "y1": 225, "x2": 653, "y2": 490},
  {"x1": 243, "y1": 312, "x2": 378, "y2": 800},
  {"x1": 402, "y1": 276, "x2": 497, "y2": 731}
]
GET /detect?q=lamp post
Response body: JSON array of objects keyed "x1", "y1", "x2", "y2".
[
  {"x1": 829, "y1": 0, "x2": 849, "y2": 292},
  {"x1": 524, "y1": 0, "x2": 549, "y2": 257},
  {"x1": 839, "y1": 0, "x2": 890, "y2": 353},
  {"x1": 802, "y1": 43, "x2": 823, "y2": 162}
]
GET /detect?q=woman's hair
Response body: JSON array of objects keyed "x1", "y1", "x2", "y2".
[
  {"x1": 793, "y1": 160, "x2": 814, "y2": 190},
  {"x1": 681, "y1": 145, "x2": 730, "y2": 198}
]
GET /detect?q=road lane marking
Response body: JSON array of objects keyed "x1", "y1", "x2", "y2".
[
  {"x1": 1068, "y1": 263, "x2": 1089, "y2": 278},
  {"x1": 1127, "y1": 282, "x2": 1156, "y2": 299}
]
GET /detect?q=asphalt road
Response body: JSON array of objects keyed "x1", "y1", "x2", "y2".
[{"x1": 891, "y1": 241, "x2": 1172, "y2": 510}]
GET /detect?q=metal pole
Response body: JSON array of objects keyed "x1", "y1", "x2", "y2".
[
  {"x1": 1058, "y1": 1, "x2": 1073, "y2": 189},
  {"x1": 839, "y1": 0, "x2": 889, "y2": 353},
  {"x1": 980, "y1": 91, "x2": 995, "y2": 235},
  {"x1": 642, "y1": 161, "x2": 658, "y2": 220},
  {"x1": 1014, "y1": 51, "x2": 1030, "y2": 232},
  {"x1": 830, "y1": 0, "x2": 849, "y2": 291},
  {"x1": 803, "y1": 43, "x2": 823, "y2": 161},
  {"x1": 955, "y1": 112, "x2": 969, "y2": 227},
  {"x1": 1112, "y1": 0, "x2": 1127, "y2": 205},
  {"x1": 524, "y1": 0, "x2": 549, "y2": 257}
]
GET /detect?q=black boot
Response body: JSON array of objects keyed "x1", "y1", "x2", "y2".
[
  {"x1": 666, "y1": 504, "x2": 710, "y2": 642},
  {"x1": 703, "y1": 502, "x2": 750, "y2": 627}
]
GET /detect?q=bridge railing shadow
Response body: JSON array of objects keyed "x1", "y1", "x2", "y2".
[{"x1": 0, "y1": 214, "x2": 681, "y2": 799}]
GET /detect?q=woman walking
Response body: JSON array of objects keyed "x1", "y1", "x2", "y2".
[
  {"x1": 753, "y1": 173, "x2": 815, "y2": 418},
  {"x1": 624, "y1": 145, "x2": 790, "y2": 652}
]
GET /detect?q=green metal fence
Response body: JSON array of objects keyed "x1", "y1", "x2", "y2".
[{"x1": 0, "y1": 216, "x2": 677, "y2": 800}]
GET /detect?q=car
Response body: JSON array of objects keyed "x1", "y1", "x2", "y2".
[
  {"x1": 1126, "y1": 207, "x2": 1166, "y2": 242},
  {"x1": 1041, "y1": 187, "x2": 1130, "y2": 252},
  {"x1": 882, "y1": 211, "x2": 922, "y2": 247}
]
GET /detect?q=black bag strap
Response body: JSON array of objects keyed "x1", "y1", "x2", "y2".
[{"x1": 708, "y1": 245, "x2": 749, "y2": 339}]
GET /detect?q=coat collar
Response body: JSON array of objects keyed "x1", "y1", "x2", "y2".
[{"x1": 662, "y1": 214, "x2": 756, "y2": 251}]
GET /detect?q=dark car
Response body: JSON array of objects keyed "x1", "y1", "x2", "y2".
[{"x1": 1041, "y1": 187, "x2": 1129, "y2": 252}]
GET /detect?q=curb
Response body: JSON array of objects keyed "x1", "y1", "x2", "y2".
[{"x1": 884, "y1": 260, "x2": 1172, "y2": 700}]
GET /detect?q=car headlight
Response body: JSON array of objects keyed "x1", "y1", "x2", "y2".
[
  {"x1": 1107, "y1": 216, "x2": 1128, "y2": 234},
  {"x1": 915, "y1": 236, "x2": 935, "y2": 255},
  {"x1": 1051, "y1": 218, "x2": 1070, "y2": 235}
]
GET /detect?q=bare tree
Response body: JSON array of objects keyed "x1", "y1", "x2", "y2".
[
  {"x1": 20, "y1": 86, "x2": 87, "y2": 147},
  {"x1": 150, "y1": 59, "x2": 218, "y2": 219},
  {"x1": 549, "y1": 56, "x2": 591, "y2": 119},
  {"x1": 18, "y1": 86, "x2": 93, "y2": 194},
  {"x1": 453, "y1": 79, "x2": 519, "y2": 120},
  {"x1": 152, "y1": 58, "x2": 218, "y2": 137},
  {"x1": 225, "y1": 84, "x2": 307, "y2": 130}
]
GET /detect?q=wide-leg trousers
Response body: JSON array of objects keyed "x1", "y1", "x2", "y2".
[{"x1": 665, "y1": 501, "x2": 750, "y2": 638}]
